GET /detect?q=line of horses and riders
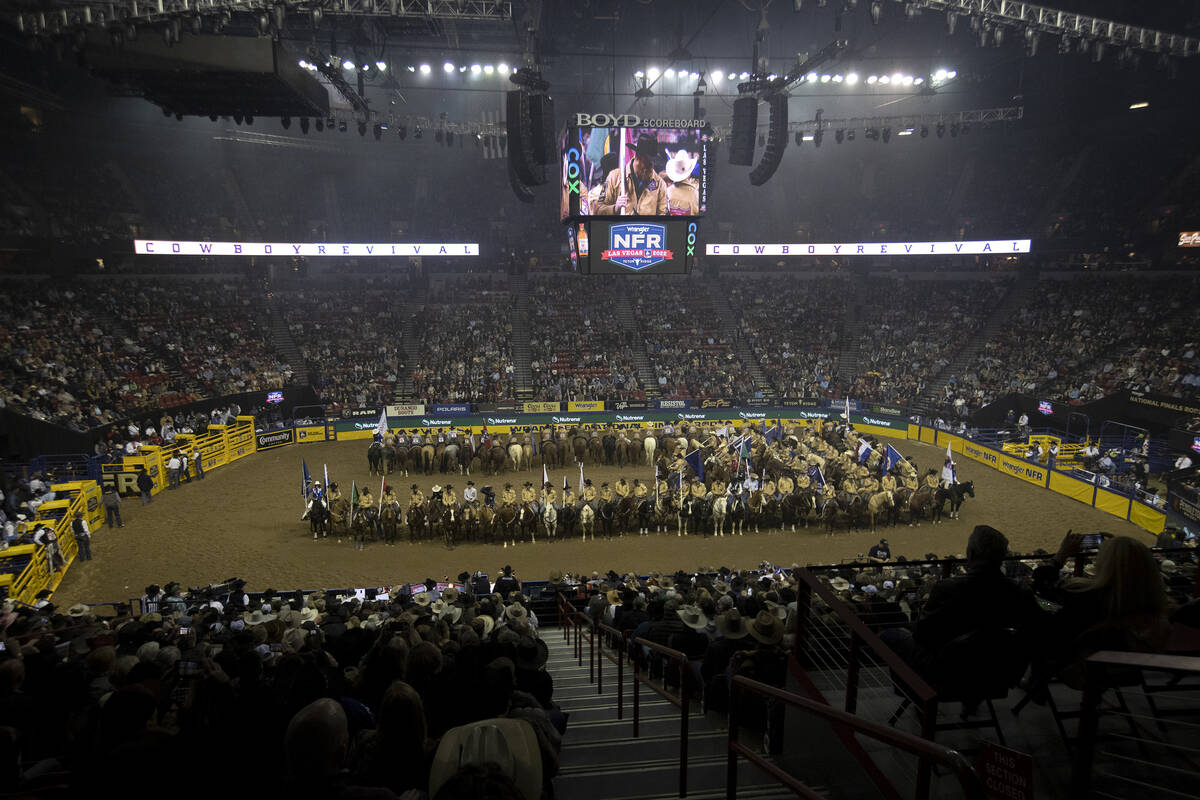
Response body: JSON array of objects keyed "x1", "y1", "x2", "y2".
[{"x1": 303, "y1": 424, "x2": 976, "y2": 549}]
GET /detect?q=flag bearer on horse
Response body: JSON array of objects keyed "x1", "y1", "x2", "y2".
[
  {"x1": 303, "y1": 480, "x2": 325, "y2": 520},
  {"x1": 382, "y1": 483, "x2": 399, "y2": 507},
  {"x1": 542, "y1": 481, "x2": 558, "y2": 510},
  {"x1": 582, "y1": 479, "x2": 597, "y2": 509}
]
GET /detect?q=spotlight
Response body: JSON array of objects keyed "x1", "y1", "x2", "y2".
[
  {"x1": 891, "y1": 73, "x2": 903, "y2": 84},
  {"x1": 665, "y1": 68, "x2": 675, "y2": 78},
  {"x1": 898, "y1": 127, "x2": 913, "y2": 136},
  {"x1": 419, "y1": 63, "x2": 431, "y2": 74},
  {"x1": 833, "y1": 74, "x2": 843, "y2": 83},
  {"x1": 879, "y1": 75, "x2": 890, "y2": 84},
  {"x1": 443, "y1": 61, "x2": 454, "y2": 73},
  {"x1": 946, "y1": 70, "x2": 957, "y2": 79},
  {"x1": 361, "y1": 63, "x2": 369, "y2": 72},
  {"x1": 398, "y1": 124, "x2": 407, "y2": 140},
  {"x1": 484, "y1": 64, "x2": 494, "y2": 74},
  {"x1": 914, "y1": 77, "x2": 924, "y2": 85},
  {"x1": 282, "y1": 115, "x2": 291, "y2": 129},
  {"x1": 936, "y1": 122, "x2": 944, "y2": 137},
  {"x1": 690, "y1": 72, "x2": 700, "y2": 80},
  {"x1": 498, "y1": 62, "x2": 510, "y2": 75},
  {"x1": 845, "y1": 73, "x2": 858, "y2": 85},
  {"x1": 902, "y1": 75, "x2": 914, "y2": 86},
  {"x1": 343, "y1": 59, "x2": 355, "y2": 70},
  {"x1": 648, "y1": 67, "x2": 661, "y2": 80},
  {"x1": 835, "y1": 129, "x2": 844, "y2": 144},
  {"x1": 870, "y1": 0, "x2": 881, "y2": 24},
  {"x1": 635, "y1": 70, "x2": 644, "y2": 78},
  {"x1": 298, "y1": 59, "x2": 309, "y2": 69},
  {"x1": 820, "y1": 74, "x2": 831, "y2": 83},
  {"x1": 711, "y1": 71, "x2": 722, "y2": 85},
  {"x1": 739, "y1": 71, "x2": 750, "y2": 80},
  {"x1": 339, "y1": 120, "x2": 347, "y2": 133},
  {"x1": 806, "y1": 71, "x2": 818, "y2": 82},
  {"x1": 376, "y1": 60, "x2": 387, "y2": 72},
  {"x1": 846, "y1": 129, "x2": 855, "y2": 141},
  {"x1": 882, "y1": 126, "x2": 891, "y2": 143},
  {"x1": 866, "y1": 75, "x2": 878, "y2": 84},
  {"x1": 933, "y1": 68, "x2": 947, "y2": 82},
  {"x1": 920, "y1": 125, "x2": 928, "y2": 138},
  {"x1": 299, "y1": 117, "x2": 309, "y2": 134},
  {"x1": 459, "y1": 65, "x2": 467, "y2": 72},
  {"x1": 727, "y1": 72, "x2": 737, "y2": 80}
]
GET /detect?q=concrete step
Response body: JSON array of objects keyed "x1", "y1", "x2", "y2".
[
  {"x1": 554, "y1": 752, "x2": 790, "y2": 799},
  {"x1": 559, "y1": 730, "x2": 730, "y2": 767}
]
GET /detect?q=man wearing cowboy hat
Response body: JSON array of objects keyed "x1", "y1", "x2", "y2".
[
  {"x1": 582, "y1": 479, "x2": 597, "y2": 509},
  {"x1": 521, "y1": 481, "x2": 539, "y2": 515},
  {"x1": 595, "y1": 132, "x2": 669, "y2": 215},
  {"x1": 463, "y1": 481, "x2": 478, "y2": 506},
  {"x1": 614, "y1": 477, "x2": 630, "y2": 498},
  {"x1": 541, "y1": 481, "x2": 558, "y2": 511},
  {"x1": 408, "y1": 484, "x2": 425, "y2": 510},
  {"x1": 661, "y1": 147, "x2": 701, "y2": 215},
  {"x1": 501, "y1": 483, "x2": 517, "y2": 508}
]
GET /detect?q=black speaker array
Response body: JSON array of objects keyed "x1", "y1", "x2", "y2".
[
  {"x1": 506, "y1": 90, "x2": 555, "y2": 200},
  {"x1": 728, "y1": 96, "x2": 758, "y2": 166},
  {"x1": 748, "y1": 94, "x2": 788, "y2": 186}
]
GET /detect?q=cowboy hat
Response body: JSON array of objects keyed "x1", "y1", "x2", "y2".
[
  {"x1": 830, "y1": 577, "x2": 851, "y2": 592},
  {"x1": 764, "y1": 601, "x2": 788, "y2": 621},
  {"x1": 748, "y1": 610, "x2": 784, "y2": 645},
  {"x1": 299, "y1": 607, "x2": 319, "y2": 623},
  {"x1": 441, "y1": 586, "x2": 460, "y2": 604},
  {"x1": 633, "y1": 131, "x2": 660, "y2": 160},
  {"x1": 549, "y1": 569, "x2": 564, "y2": 583},
  {"x1": 474, "y1": 614, "x2": 495, "y2": 638},
  {"x1": 715, "y1": 609, "x2": 750, "y2": 639},
  {"x1": 606, "y1": 589, "x2": 622, "y2": 605},
  {"x1": 244, "y1": 609, "x2": 275, "y2": 626},
  {"x1": 676, "y1": 605, "x2": 709, "y2": 631},
  {"x1": 412, "y1": 592, "x2": 432, "y2": 607},
  {"x1": 505, "y1": 604, "x2": 528, "y2": 624},
  {"x1": 664, "y1": 148, "x2": 699, "y2": 183},
  {"x1": 515, "y1": 636, "x2": 549, "y2": 670},
  {"x1": 429, "y1": 719, "x2": 542, "y2": 800},
  {"x1": 68, "y1": 603, "x2": 90, "y2": 617}
]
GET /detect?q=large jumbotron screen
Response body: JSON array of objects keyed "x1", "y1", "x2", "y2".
[{"x1": 560, "y1": 126, "x2": 710, "y2": 220}]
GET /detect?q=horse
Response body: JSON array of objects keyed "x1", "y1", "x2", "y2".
[
  {"x1": 727, "y1": 494, "x2": 749, "y2": 536},
  {"x1": 328, "y1": 497, "x2": 350, "y2": 539},
  {"x1": 866, "y1": 490, "x2": 895, "y2": 532},
  {"x1": 308, "y1": 496, "x2": 331, "y2": 539},
  {"x1": 421, "y1": 444, "x2": 436, "y2": 475},
  {"x1": 597, "y1": 500, "x2": 618, "y2": 539},
  {"x1": 579, "y1": 503, "x2": 596, "y2": 540},
  {"x1": 367, "y1": 442, "x2": 384, "y2": 476},
  {"x1": 495, "y1": 504, "x2": 519, "y2": 548},
  {"x1": 542, "y1": 502, "x2": 558, "y2": 541},
  {"x1": 383, "y1": 444, "x2": 397, "y2": 475},
  {"x1": 589, "y1": 436, "x2": 605, "y2": 466},
  {"x1": 379, "y1": 500, "x2": 401, "y2": 545},
  {"x1": 933, "y1": 481, "x2": 975, "y2": 523},
  {"x1": 516, "y1": 502, "x2": 539, "y2": 544},
  {"x1": 437, "y1": 501, "x2": 460, "y2": 547},
  {"x1": 690, "y1": 495, "x2": 713, "y2": 537},
  {"x1": 572, "y1": 436, "x2": 588, "y2": 465},
  {"x1": 351, "y1": 506, "x2": 376, "y2": 551},
  {"x1": 711, "y1": 495, "x2": 728, "y2": 537},
  {"x1": 907, "y1": 486, "x2": 935, "y2": 526},
  {"x1": 478, "y1": 505, "x2": 496, "y2": 544},
  {"x1": 486, "y1": 447, "x2": 507, "y2": 476},
  {"x1": 507, "y1": 442, "x2": 525, "y2": 472},
  {"x1": 461, "y1": 501, "x2": 481, "y2": 542},
  {"x1": 522, "y1": 440, "x2": 535, "y2": 472},
  {"x1": 540, "y1": 440, "x2": 559, "y2": 470},
  {"x1": 615, "y1": 495, "x2": 638, "y2": 536},
  {"x1": 406, "y1": 505, "x2": 427, "y2": 543},
  {"x1": 635, "y1": 497, "x2": 655, "y2": 536},
  {"x1": 781, "y1": 493, "x2": 811, "y2": 532},
  {"x1": 643, "y1": 434, "x2": 657, "y2": 466},
  {"x1": 557, "y1": 504, "x2": 577, "y2": 539},
  {"x1": 439, "y1": 443, "x2": 460, "y2": 474},
  {"x1": 747, "y1": 489, "x2": 766, "y2": 534}
]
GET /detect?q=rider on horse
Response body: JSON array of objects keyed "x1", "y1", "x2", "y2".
[
  {"x1": 582, "y1": 479, "x2": 597, "y2": 509},
  {"x1": 303, "y1": 480, "x2": 325, "y2": 520},
  {"x1": 501, "y1": 483, "x2": 517, "y2": 509},
  {"x1": 633, "y1": 479, "x2": 648, "y2": 500},
  {"x1": 563, "y1": 485, "x2": 577, "y2": 508},
  {"x1": 615, "y1": 478, "x2": 630, "y2": 499},
  {"x1": 542, "y1": 482, "x2": 558, "y2": 510},
  {"x1": 382, "y1": 483, "x2": 399, "y2": 507},
  {"x1": 600, "y1": 482, "x2": 615, "y2": 505},
  {"x1": 463, "y1": 481, "x2": 478, "y2": 507},
  {"x1": 880, "y1": 470, "x2": 898, "y2": 493},
  {"x1": 409, "y1": 484, "x2": 425, "y2": 510},
  {"x1": 481, "y1": 485, "x2": 496, "y2": 508},
  {"x1": 522, "y1": 482, "x2": 539, "y2": 515},
  {"x1": 442, "y1": 483, "x2": 457, "y2": 507}
]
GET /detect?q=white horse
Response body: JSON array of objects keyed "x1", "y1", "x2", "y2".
[
  {"x1": 542, "y1": 503, "x2": 558, "y2": 540},
  {"x1": 579, "y1": 503, "x2": 595, "y2": 541},
  {"x1": 643, "y1": 434, "x2": 657, "y2": 466},
  {"x1": 508, "y1": 442, "x2": 524, "y2": 472},
  {"x1": 711, "y1": 495, "x2": 727, "y2": 537}
]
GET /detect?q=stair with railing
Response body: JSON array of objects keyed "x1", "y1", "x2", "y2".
[
  {"x1": 394, "y1": 294, "x2": 423, "y2": 401},
  {"x1": 266, "y1": 310, "x2": 309, "y2": 386},
  {"x1": 837, "y1": 304, "x2": 860, "y2": 383},
  {"x1": 615, "y1": 298, "x2": 659, "y2": 398},
  {"x1": 712, "y1": 289, "x2": 774, "y2": 398},
  {"x1": 509, "y1": 273, "x2": 534, "y2": 399}
]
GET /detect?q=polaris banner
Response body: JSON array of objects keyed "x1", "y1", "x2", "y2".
[{"x1": 433, "y1": 404, "x2": 471, "y2": 415}]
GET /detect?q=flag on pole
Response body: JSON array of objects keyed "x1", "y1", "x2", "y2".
[
  {"x1": 378, "y1": 474, "x2": 385, "y2": 513},
  {"x1": 806, "y1": 465, "x2": 826, "y2": 487},
  {"x1": 685, "y1": 449, "x2": 705, "y2": 483},
  {"x1": 578, "y1": 462, "x2": 585, "y2": 494},
  {"x1": 350, "y1": 480, "x2": 359, "y2": 523},
  {"x1": 543, "y1": 463, "x2": 550, "y2": 488},
  {"x1": 883, "y1": 444, "x2": 904, "y2": 474},
  {"x1": 765, "y1": 425, "x2": 782, "y2": 445},
  {"x1": 858, "y1": 438, "x2": 874, "y2": 464},
  {"x1": 845, "y1": 397, "x2": 852, "y2": 421},
  {"x1": 374, "y1": 408, "x2": 388, "y2": 440},
  {"x1": 563, "y1": 473, "x2": 568, "y2": 494},
  {"x1": 302, "y1": 460, "x2": 312, "y2": 498},
  {"x1": 654, "y1": 464, "x2": 660, "y2": 502},
  {"x1": 946, "y1": 441, "x2": 957, "y2": 482},
  {"x1": 323, "y1": 463, "x2": 329, "y2": 490}
]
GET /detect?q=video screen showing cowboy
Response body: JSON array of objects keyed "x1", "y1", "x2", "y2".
[{"x1": 563, "y1": 126, "x2": 708, "y2": 218}]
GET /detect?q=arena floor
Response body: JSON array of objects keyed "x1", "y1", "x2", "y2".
[{"x1": 53, "y1": 439, "x2": 1153, "y2": 607}]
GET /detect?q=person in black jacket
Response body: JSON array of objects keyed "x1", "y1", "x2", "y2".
[
  {"x1": 136, "y1": 469, "x2": 154, "y2": 505},
  {"x1": 493, "y1": 565, "x2": 521, "y2": 599}
]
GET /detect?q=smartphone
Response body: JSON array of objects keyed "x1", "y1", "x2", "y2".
[
  {"x1": 1081, "y1": 534, "x2": 1103, "y2": 550},
  {"x1": 179, "y1": 627, "x2": 190, "y2": 635},
  {"x1": 0, "y1": 642, "x2": 8, "y2": 652}
]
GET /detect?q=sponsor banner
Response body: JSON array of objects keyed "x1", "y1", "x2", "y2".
[
  {"x1": 567, "y1": 401, "x2": 605, "y2": 412},
  {"x1": 778, "y1": 398, "x2": 809, "y2": 407},
  {"x1": 868, "y1": 404, "x2": 905, "y2": 416},
  {"x1": 699, "y1": 398, "x2": 733, "y2": 409},
  {"x1": 295, "y1": 425, "x2": 327, "y2": 443},
  {"x1": 1129, "y1": 500, "x2": 1165, "y2": 534},
  {"x1": 853, "y1": 414, "x2": 908, "y2": 431},
  {"x1": 705, "y1": 239, "x2": 1032, "y2": 256},
  {"x1": 134, "y1": 240, "x2": 479, "y2": 257},
  {"x1": 963, "y1": 441, "x2": 1048, "y2": 488},
  {"x1": 854, "y1": 423, "x2": 908, "y2": 441},
  {"x1": 1180, "y1": 231, "x2": 1200, "y2": 247},
  {"x1": 657, "y1": 399, "x2": 690, "y2": 409},
  {"x1": 611, "y1": 400, "x2": 649, "y2": 410},
  {"x1": 386, "y1": 404, "x2": 425, "y2": 417},
  {"x1": 615, "y1": 413, "x2": 648, "y2": 423},
  {"x1": 1049, "y1": 471, "x2": 1096, "y2": 507},
  {"x1": 433, "y1": 404, "x2": 471, "y2": 415},
  {"x1": 523, "y1": 402, "x2": 560, "y2": 413},
  {"x1": 1170, "y1": 493, "x2": 1200, "y2": 524},
  {"x1": 744, "y1": 397, "x2": 771, "y2": 407},
  {"x1": 101, "y1": 471, "x2": 147, "y2": 497},
  {"x1": 1128, "y1": 391, "x2": 1200, "y2": 420},
  {"x1": 256, "y1": 429, "x2": 294, "y2": 450},
  {"x1": 341, "y1": 408, "x2": 380, "y2": 419}
]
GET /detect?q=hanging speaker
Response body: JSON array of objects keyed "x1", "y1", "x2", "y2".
[
  {"x1": 749, "y1": 94, "x2": 788, "y2": 186},
  {"x1": 728, "y1": 96, "x2": 758, "y2": 166}
]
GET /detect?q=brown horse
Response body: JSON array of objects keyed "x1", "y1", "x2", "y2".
[
  {"x1": 907, "y1": 486, "x2": 935, "y2": 526},
  {"x1": 495, "y1": 504, "x2": 519, "y2": 547}
]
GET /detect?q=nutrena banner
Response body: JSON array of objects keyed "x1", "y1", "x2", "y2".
[
  {"x1": 705, "y1": 240, "x2": 1031, "y2": 256},
  {"x1": 134, "y1": 240, "x2": 479, "y2": 257}
]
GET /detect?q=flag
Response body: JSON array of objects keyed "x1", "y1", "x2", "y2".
[
  {"x1": 883, "y1": 444, "x2": 904, "y2": 474},
  {"x1": 858, "y1": 438, "x2": 874, "y2": 464},
  {"x1": 350, "y1": 480, "x2": 359, "y2": 523},
  {"x1": 670, "y1": 469, "x2": 682, "y2": 490},
  {"x1": 685, "y1": 449, "x2": 704, "y2": 483},
  {"x1": 654, "y1": 464, "x2": 660, "y2": 502},
  {"x1": 578, "y1": 462, "x2": 585, "y2": 494},
  {"x1": 806, "y1": 465, "x2": 825, "y2": 488},
  {"x1": 845, "y1": 397, "x2": 852, "y2": 421},
  {"x1": 302, "y1": 460, "x2": 311, "y2": 498},
  {"x1": 378, "y1": 474, "x2": 385, "y2": 512},
  {"x1": 563, "y1": 473, "x2": 568, "y2": 494},
  {"x1": 374, "y1": 408, "x2": 388, "y2": 439},
  {"x1": 946, "y1": 441, "x2": 957, "y2": 482},
  {"x1": 543, "y1": 463, "x2": 549, "y2": 488},
  {"x1": 765, "y1": 425, "x2": 782, "y2": 445}
]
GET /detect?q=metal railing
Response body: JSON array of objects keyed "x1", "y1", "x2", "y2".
[
  {"x1": 596, "y1": 621, "x2": 629, "y2": 712},
  {"x1": 632, "y1": 637, "x2": 693, "y2": 798},
  {"x1": 727, "y1": 675, "x2": 987, "y2": 800}
]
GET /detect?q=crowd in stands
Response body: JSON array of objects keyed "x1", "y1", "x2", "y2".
[
  {"x1": 851, "y1": 280, "x2": 1008, "y2": 408},
  {"x1": 281, "y1": 284, "x2": 409, "y2": 412},
  {"x1": 729, "y1": 282, "x2": 845, "y2": 400},
  {"x1": 635, "y1": 285, "x2": 757, "y2": 399},
  {"x1": 527, "y1": 277, "x2": 645, "y2": 403},
  {"x1": 0, "y1": 571, "x2": 564, "y2": 798},
  {"x1": 411, "y1": 283, "x2": 514, "y2": 405}
]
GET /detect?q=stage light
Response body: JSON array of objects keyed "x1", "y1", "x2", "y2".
[
  {"x1": 866, "y1": 75, "x2": 878, "y2": 84},
  {"x1": 898, "y1": 127, "x2": 913, "y2": 136},
  {"x1": 806, "y1": 71, "x2": 818, "y2": 82},
  {"x1": 459, "y1": 65, "x2": 467, "y2": 72},
  {"x1": 946, "y1": 70, "x2": 957, "y2": 79},
  {"x1": 879, "y1": 75, "x2": 890, "y2": 84},
  {"x1": 767, "y1": 73, "x2": 778, "y2": 81},
  {"x1": 300, "y1": 117, "x2": 309, "y2": 134},
  {"x1": 361, "y1": 63, "x2": 369, "y2": 72},
  {"x1": 298, "y1": 59, "x2": 309, "y2": 68},
  {"x1": 343, "y1": 59, "x2": 355, "y2": 70},
  {"x1": 832, "y1": 74, "x2": 843, "y2": 83},
  {"x1": 846, "y1": 73, "x2": 859, "y2": 85},
  {"x1": 498, "y1": 62, "x2": 510, "y2": 75},
  {"x1": 282, "y1": 115, "x2": 291, "y2": 129},
  {"x1": 711, "y1": 71, "x2": 722, "y2": 84},
  {"x1": 796, "y1": 132, "x2": 804, "y2": 145},
  {"x1": 740, "y1": 71, "x2": 750, "y2": 80},
  {"x1": 665, "y1": 68, "x2": 675, "y2": 78},
  {"x1": 471, "y1": 64, "x2": 481, "y2": 74},
  {"x1": 820, "y1": 74, "x2": 831, "y2": 83},
  {"x1": 443, "y1": 61, "x2": 454, "y2": 73},
  {"x1": 913, "y1": 77, "x2": 924, "y2": 85},
  {"x1": 315, "y1": 118, "x2": 324, "y2": 131},
  {"x1": 635, "y1": 70, "x2": 644, "y2": 78},
  {"x1": 801, "y1": 132, "x2": 814, "y2": 141},
  {"x1": 690, "y1": 72, "x2": 700, "y2": 80},
  {"x1": 846, "y1": 129, "x2": 855, "y2": 141},
  {"x1": 870, "y1": 0, "x2": 881, "y2": 24},
  {"x1": 484, "y1": 64, "x2": 494, "y2": 74},
  {"x1": 728, "y1": 72, "x2": 737, "y2": 80},
  {"x1": 419, "y1": 63, "x2": 431, "y2": 74},
  {"x1": 891, "y1": 72, "x2": 903, "y2": 84},
  {"x1": 407, "y1": 65, "x2": 416, "y2": 72},
  {"x1": 1129, "y1": 101, "x2": 1149, "y2": 110},
  {"x1": 376, "y1": 61, "x2": 387, "y2": 72},
  {"x1": 902, "y1": 75, "x2": 914, "y2": 86},
  {"x1": 933, "y1": 68, "x2": 947, "y2": 81},
  {"x1": 648, "y1": 67, "x2": 661, "y2": 80},
  {"x1": 882, "y1": 126, "x2": 891, "y2": 143}
]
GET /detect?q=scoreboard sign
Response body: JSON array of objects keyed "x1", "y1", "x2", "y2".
[{"x1": 586, "y1": 220, "x2": 691, "y2": 274}]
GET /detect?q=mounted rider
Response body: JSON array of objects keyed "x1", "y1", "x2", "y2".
[
  {"x1": 880, "y1": 471, "x2": 898, "y2": 493},
  {"x1": 633, "y1": 479, "x2": 648, "y2": 500},
  {"x1": 615, "y1": 478, "x2": 630, "y2": 498},
  {"x1": 381, "y1": 483, "x2": 399, "y2": 507},
  {"x1": 481, "y1": 484, "x2": 496, "y2": 508},
  {"x1": 303, "y1": 480, "x2": 326, "y2": 520},
  {"x1": 522, "y1": 481, "x2": 539, "y2": 515},
  {"x1": 542, "y1": 482, "x2": 558, "y2": 510},
  {"x1": 442, "y1": 483, "x2": 457, "y2": 507},
  {"x1": 501, "y1": 483, "x2": 517, "y2": 509},
  {"x1": 409, "y1": 484, "x2": 426, "y2": 509},
  {"x1": 599, "y1": 482, "x2": 615, "y2": 504},
  {"x1": 463, "y1": 481, "x2": 479, "y2": 507},
  {"x1": 582, "y1": 479, "x2": 597, "y2": 509},
  {"x1": 356, "y1": 484, "x2": 373, "y2": 516},
  {"x1": 563, "y1": 485, "x2": 577, "y2": 507},
  {"x1": 777, "y1": 475, "x2": 794, "y2": 497},
  {"x1": 940, "y1": 455, "x2": 957, "y2": 489}
]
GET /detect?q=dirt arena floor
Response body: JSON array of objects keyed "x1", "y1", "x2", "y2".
[{"x1": 53, "y1": 438, "x2": 1154, "y2": 607}]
